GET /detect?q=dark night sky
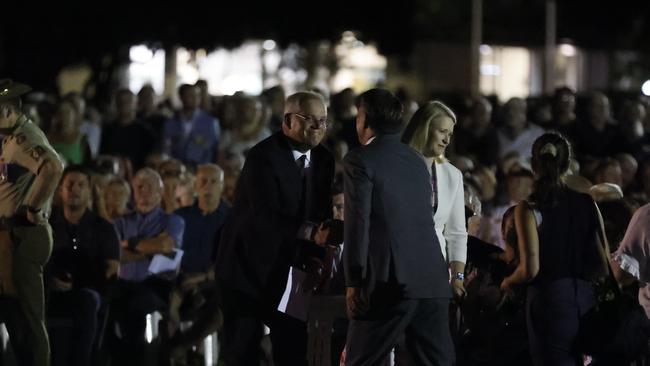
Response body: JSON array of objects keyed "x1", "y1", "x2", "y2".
[{"x1": 1, "y1": 0, "x2": 649, "y2": 90}]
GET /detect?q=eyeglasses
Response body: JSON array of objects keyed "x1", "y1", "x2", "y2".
[{"x1": 290, "y1": 112, "x2": 328, "y2": 128}]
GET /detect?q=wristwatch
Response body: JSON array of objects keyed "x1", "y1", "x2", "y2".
[{"x1": 453, "y1": 272, "x2": 465, "y2": 281}]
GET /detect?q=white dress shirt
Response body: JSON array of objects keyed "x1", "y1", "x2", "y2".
[{"x1": 291, "y1": 149, "x2": 312, "y2": 168}]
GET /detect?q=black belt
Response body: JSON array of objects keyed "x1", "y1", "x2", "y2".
[{"x1": 0, "y1": 215, "x2": 35, "y2": 231}]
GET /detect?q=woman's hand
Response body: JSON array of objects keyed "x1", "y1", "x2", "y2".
[
  {"x1": 500, "y1": 278, "x2": 514, "y2": 297},
  {"x1": 451, "y1": 279, "x2": 466, "y2": 304}
]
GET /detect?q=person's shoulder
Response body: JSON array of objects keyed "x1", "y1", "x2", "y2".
[
  {"x1": 164, "y1": 210, "x2": 184, "y2": 222},
  {"x1": 15, "y1": 118, "x2": 48, "y2": 143},
  {"x1": 114, "y1": 210, "x2": 137, "y2": 223},
  {"x1": 162, "y1": 212, "x2": 185, "y2": 232},
  {"x1": 342, "y1": 144, "x2": 366, "y2": 163},
  {"x1": 196, "y1": 110, "x2": 217, "y2": 123},
  {"x1": 248, "y1": 132, "x2": 282, "y2": 155},
  {"x1": 527, "y1": 123, "x2": 545, "y2": 134},
  {"x1": 634, "y1": 203, "x2": 650, "y2": 218},
  {"x1": 219, "y1": 199, "x2": 232, "y2": 212},
  {"x1": 174, "y1": 205, "x2": 195, "y2": 218},
  {"x1": 566, "y1": 188, "x2": 600, "y2": 213},
  {"x1": 91, "y1": 212, "x2": 118, "y2": 232},
  {"x1": 567, "y1": 187, "x2": 594, "y2": 203},
  {"x1": 313, "y1": 143, "x2": 334, "y2": 161}
]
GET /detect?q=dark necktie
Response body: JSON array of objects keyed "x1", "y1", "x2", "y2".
[
  {"x1": 431, "y1": 162, "x2": 439, "y2": 214},
  {"x1": 297, "y1": 155, "x2": 307, "y2": 176},
  {"x1": 297, "y1": 155, "x2": 312, "y2": 220}
]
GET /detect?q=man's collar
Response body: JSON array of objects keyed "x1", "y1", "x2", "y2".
[
  {"x1": 283, "y1": 133, "x2": 312, "y2": 154},
  {"x1": 365, "y1": 132, "x2": 401, "y2": 145},
  {"x1": 137, "y1": 206, "x2": 164, "y2": 218},
  {"x1": 52, "y1": 206, "x2": 95, "y2": 225},
  {"x1": 364, "y1": 136, "x2": 376, "y2": 146},
  {"x1": 291, "y1": 149, "x2": 311, "y2": 167},
  {"x1": 180, "y1": 109, "x2": 198, "y2": 121}
]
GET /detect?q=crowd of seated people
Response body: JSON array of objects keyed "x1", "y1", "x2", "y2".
[{"x1": 4, "y1": 80, "x2": 650, "y2": 366}]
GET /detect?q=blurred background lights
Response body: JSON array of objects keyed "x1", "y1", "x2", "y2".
[{"x1": 642, "y1": 80, "x2": 650, "y2": 96}]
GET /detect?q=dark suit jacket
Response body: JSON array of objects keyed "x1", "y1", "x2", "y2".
[
  {"x1": 343, "y1": 134, "x2": 450, "y2": 299},
  {"x1": 216, "y1": 132, "x2": 335, "y2": 307}
]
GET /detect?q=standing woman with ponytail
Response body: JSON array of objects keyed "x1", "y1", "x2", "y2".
[{"x1": 500, "y1": 132, "x2": 609, "y2": 366}]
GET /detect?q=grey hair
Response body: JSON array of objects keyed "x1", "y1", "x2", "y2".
[{"x1": 132, "y1": 167, "x2": 163, "y2": 189}]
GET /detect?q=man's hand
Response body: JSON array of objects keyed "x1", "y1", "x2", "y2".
[
  {"x1": 26, "y1": 210, "x2": 47, "y2": 225},
  {"x1": 346, "y1": 287, "x2": 369, "y2": 319},
  {"x1": 313, "y1": 223, "x2": 330, "y2": 247},
  {"x1": 0, "y1": 230, "x2": 16, "y2": 297},
  {"x1": 499, "y1": 278, "x2": 514, "y2": 299},
  {"x1": 52, "y1": 277, "x2": 73, "y2": 292},
  {"x1": 181, "y1": 273, "x2": 207, "y2": 291},
  {"x1": 0, "y1": 270, "x2": 16, "y2": 297}
]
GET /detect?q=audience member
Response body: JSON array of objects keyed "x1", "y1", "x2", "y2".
[
  {"x1": 100, "y1": 89, "x2": 156, "y2": 170},
  {"x1": 454, "y1": 96, "x2": 500, "y2": 169},
  {"x1": 46, "y1": 165, "x2": 120, "y2": 366},
  {"x1": 163, "y1": 84, "x2": 220, "y2": 167},
  {"x1": 496, "y1": 97, "x2": 544, "y2": 161},
  {"x1": 48, "y1": 99, "x2": 90, "y2": 165},
  {"x1": 110, "y1": 168, "x2": 184, "y2": 364}
]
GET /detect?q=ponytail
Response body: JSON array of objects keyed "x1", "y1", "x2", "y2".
[{"x1": 530, "y1": 133, "x2": 571, "y2": 209}]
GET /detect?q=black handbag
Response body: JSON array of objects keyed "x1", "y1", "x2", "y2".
[
  {"x1": 569, "y1": 194, "x2": 650, "y2": 365},
  {"x1": 573, "y1": 200, "x2": 650, "y2": 362},
  {"x1": 575, "y1": 277, "x2": 650, "y2": 362}
]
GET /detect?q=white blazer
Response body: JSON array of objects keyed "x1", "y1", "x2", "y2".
[{"x1": 430, "y1": 161, "x2": 468, "y2": 264}]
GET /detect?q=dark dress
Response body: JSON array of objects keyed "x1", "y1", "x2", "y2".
[{"x1": 526, "y1": 188, "x2": 602, "y2": 366}]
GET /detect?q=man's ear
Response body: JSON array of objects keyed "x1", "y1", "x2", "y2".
[{"x1": 281, "y1": 116, "x2": 291, "y2": 135}]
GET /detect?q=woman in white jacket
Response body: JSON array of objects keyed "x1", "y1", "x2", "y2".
[{"x1": 402, "y1": 101, "x2": 468, "y2": 300}]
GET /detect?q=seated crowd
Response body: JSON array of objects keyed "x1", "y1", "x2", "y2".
[{"x1": 3, "y1": 80, "x2": 650, "y2": 366}]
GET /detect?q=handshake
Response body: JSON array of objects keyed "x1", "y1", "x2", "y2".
[
  {"x1": 295, "y1": 219, "x2": 344, "y2": 294},
  {"x1": 297, "y1": 219, "x2": 344, "y2": 247}
]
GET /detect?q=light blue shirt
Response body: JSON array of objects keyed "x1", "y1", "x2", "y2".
[{"x1": 114, "y1": 206, "x2": 185, "y2": 281}]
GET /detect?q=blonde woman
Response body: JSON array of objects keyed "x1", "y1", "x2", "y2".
[{"x1": 402, "y1": 101, "x2": 468, "y2": 301}]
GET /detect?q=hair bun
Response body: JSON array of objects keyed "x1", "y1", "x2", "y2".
[{"x1": 539, "y1": 143, "x2": 557, "y2": 157}]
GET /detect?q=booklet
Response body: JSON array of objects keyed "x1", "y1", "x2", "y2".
[
  {"x1": 277, "y1": 267, "x2": 311, "y2": 322},
  {"x1": 148, "y1": 249, "x2": 184, "y2": 275}
]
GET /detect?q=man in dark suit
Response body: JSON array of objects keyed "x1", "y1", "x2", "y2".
[
  {"x1": 215, "y1": 91, "x2": 335, "y2": 365},
  {"x1": 343, "y1": 89, "x2": 454, "y2": 365}
]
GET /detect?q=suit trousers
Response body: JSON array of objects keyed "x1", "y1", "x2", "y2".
[
  {"x1": 345, "y1": 297, "x2": 454, "y2": 366},
  {"x1": 219, "y1": 282, "x2": 309, "y2": 366},
  {"x1": 5, "y1": 225, "x2": 53, "y2": 366}
]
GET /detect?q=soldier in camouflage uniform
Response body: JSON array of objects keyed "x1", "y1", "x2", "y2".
[{"x1": 0, "y1": 79, "x2": 63, "y2": 366}]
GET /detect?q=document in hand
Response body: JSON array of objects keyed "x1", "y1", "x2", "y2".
[{"x1": 148, "y1": 249, "x2": 184, "y2": 274}]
